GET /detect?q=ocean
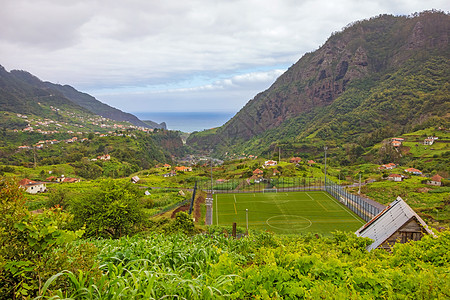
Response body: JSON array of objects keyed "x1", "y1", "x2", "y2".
[{"x1": 132, "y1": 111, "x2": 236, "y2": 133}]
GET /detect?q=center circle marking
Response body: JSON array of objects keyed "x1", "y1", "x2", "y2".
[{"x1": 266, "y1": 215, "x2": 312, "y2": 230}]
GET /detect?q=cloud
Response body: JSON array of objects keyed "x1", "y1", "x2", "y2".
[
  {"x1": 1, "y1": 0, "x2": 449, "y2": 114},
  {"x1": 93, "y1": 69, "x2": 286, "y2": 113}
]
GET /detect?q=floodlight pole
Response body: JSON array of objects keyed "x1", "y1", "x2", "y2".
[
  {"x1": 246, "y1": 209, "x2": 249, "y2": 235},
  {"x1": 209, "y1": 149, "x2": 213, "y2": 194}
]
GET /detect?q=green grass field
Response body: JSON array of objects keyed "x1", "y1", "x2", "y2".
[{"x1": 214, "y1": 191, "x2": 365, "y2": 235}]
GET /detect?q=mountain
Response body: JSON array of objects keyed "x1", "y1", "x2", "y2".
[
  {"x1": 0, "y1": 67, "x2": 165, "y2": 129},
  {"x1": 187, "y1": 11, "x2": 450, "y2": 156},
  {"x1": 40, "y1": 83, "x2": 166, "y2": 130},
  {"x1": 0, "y1": 65, "x2": 90, "y2": 118}
]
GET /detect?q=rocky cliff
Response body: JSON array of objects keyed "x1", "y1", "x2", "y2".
[{"x1": 187, "y1": 11, "x2": 449, "y2": 154}]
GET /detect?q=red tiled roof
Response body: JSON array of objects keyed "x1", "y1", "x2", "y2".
[
  {"x1": 253, "y1": 168, "x2": 263, "y2": 174},
  {"x1": 430, "y1": 174, "x2": 444, "y2": 182}
]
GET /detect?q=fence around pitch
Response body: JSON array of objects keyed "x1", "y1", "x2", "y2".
[
  {"x1": 197, "y1": 177, "x2": 385, "y2": 222},
  {"x1": 324, "y1": 178, "x2": 385, "y2": 222},
  {"x1": 197, "y1": 177, "x2": 324, "y2": 194}
]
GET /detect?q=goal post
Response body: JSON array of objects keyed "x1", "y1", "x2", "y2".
[{"x1": 263, "y1": 188, "x2": 278, "y2": 193}]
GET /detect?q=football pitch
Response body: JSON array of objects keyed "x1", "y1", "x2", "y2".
[{"x1": 214, "y1": 191, "x2": 365, "y2": 235}]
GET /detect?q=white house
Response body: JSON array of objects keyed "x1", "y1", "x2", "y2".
[
  {"x1": 19, "y1": 178, "x2": 47, "y2": 194},
  {"x1": 264, "y1": 160, "x2": 277, "y2": 167},
  {"x1": 427, "y1": 174, "x2": 444, "y2": 186},
  {"x1": 423, "y1": 138, "x2": 434, "y2": 146},
  {"x1": 387, "y1": 174, "x2": 403, "y2": 182}
]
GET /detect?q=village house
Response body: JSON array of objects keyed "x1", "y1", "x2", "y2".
[
  {"x1": 391, "y1": 141, "x2": 402, "y2": 148},
  {"x1": 355, "y1": 197, "x2": 435, "y2": 251},
  {"x1": 19, "y1": 178, "x2": 47, "y2": 194},
  {"x1": 404, "y1": 167, "x2": 422, "y2": 175},
  {"x1": 423, "y1": 138, "x2": 434, "y2": 146},
  {"x1": 427, "y1": 174, "x2": 444, "y2": 186},
  {"x1": 175, "y1": 166, "x2": 192, "y2": 172},
  {"x1": 272, "y1": 169, "x2": 281, "y2": 176},
  {"x1": 307, "y1": 160, "x2": 316, "y2": 165},
  {"x1": 264, "y1": 160, "x2": 277, "y2": 167},
  {"x1": 391, "y1": 137, "x2": 405, "y2": 142},
  {"x1": 378, "y1": 163, "x2": 396, "y2": 170},
  {"x1": 131, "y1": 176, "x2": 140, "y2": 183},
  {"x1": 98, "y1": 154, "x2": 111, "y2": 161},
  {"x1": 290, "y1": 157, "x2": 302, "y2": 164},
  {"x1": 253, "y1": 168, "x2": 264, "y2": 177},
  {"x1": 163, "y1": 164, "x2": 172, "y2": 169},
  {"x1": 248, "y1": 175, "x2": 262, "y2": 184},
  {"x1": 55, "y1": 175, "x2": 81, "y2": 183},
  {"x1": 62, "y1": 177, "x2": 81, "y2": 183},
  {"x1": 387, "y1": 174, "x2": 403, "y2": 182},
  {"x1": 163, "y1": 171, "x2": 177, "y2": 178}
]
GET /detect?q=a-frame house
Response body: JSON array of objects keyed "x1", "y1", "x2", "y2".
[{"x1": 355, "y1": 197, "x2": 435, "y2": 251}]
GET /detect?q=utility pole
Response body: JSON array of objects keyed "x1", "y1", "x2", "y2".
[
  {"x1": 33, "y1": 146, "x2": 37, "y2": 168},
  {"x1": 324, "y1": 146, "x2": 328, "y2": 190},
  {"x1": 358, "y1": 173, "x2": 361, "y2": 194},
  {"x1": 278, "y1": 146, "x2": 281, "y2": 162}
]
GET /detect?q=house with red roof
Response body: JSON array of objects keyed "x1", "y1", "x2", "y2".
[
  {"x1": 391, "y1": 141, "x2": 402, "y2": 147},
  {"x1": 391, "y1": 138, "x2": 404, "y2": 142},
  {"x1": 404, "y1": 168, "x2": 422, "y2": 175},
  {"x1": 175, "y1": 166, "x2": 192, "y2": 172},
  {"x1": 253, "y1": 168, "x2": 264, "y2": 177},
  {"x1": 379, "y1": 163, "x2": 397, "y2": 170},
  {"x1": 264, "y1": 160, "x2": 277, "y2": 167},
  {"x1": 387, "y1": 174, "x2": 403, "y2": 182},
  {"x1": 423, "y1": 138, "x2": 434, "y2": 146},
  {"x1": 427, "y1": 174, "x2": 444, "y2": 186},
  {"x1": 19, "y1": 178, "x2": 47, "y2": 194},
  {"x1": 290, "y1": 157, "x2": 302, "y2": 164},
  {"x1": 98, "y1": 154, "x2": 111, "y2": 161}
]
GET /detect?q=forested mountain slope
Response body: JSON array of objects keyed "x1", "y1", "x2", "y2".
[
  {"x1": 0, "y1": 67, "x2": 165, "y2": 129},
  {"x1": 187, "y1": 11, "x2": 449, "y2": 155}
]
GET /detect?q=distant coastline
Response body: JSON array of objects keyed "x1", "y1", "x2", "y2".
[{"x1": 133, "y1": 111, "x2": 235, "y2": 133}]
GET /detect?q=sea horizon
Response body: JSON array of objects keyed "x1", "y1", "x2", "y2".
[{"x1": 132, "y1": 111, "x2": 236, "y2": 133}]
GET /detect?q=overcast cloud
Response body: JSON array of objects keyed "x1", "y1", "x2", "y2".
[{"x1": 1, "y1": 0, "x2": 448, "y2": 115}]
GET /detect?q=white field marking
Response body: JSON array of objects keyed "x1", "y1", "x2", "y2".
[
  {"x1": 233, "y1": 202, "x2": 237, "y2": 215},
  {"x1": 234, "y1": 194, "x2": 237, "y2": 203},
  {"x1": 306, "y1": 192, "x2": 328, "y2": 212},
  {"x1": 323, "y1": 192, "x2": 365, "y2": 224},
  {"x1": 266, "y1": 215, "x2": 312, "y2": 231},
  {"x1": 215, "y1": 194, "x2": 219, "y2": 225}
]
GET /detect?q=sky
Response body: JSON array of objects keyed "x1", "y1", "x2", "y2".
[{"x1": 1, "y1": 0, "x2": 449, "y2": 117}]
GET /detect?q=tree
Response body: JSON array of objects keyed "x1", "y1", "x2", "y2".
[
  {"x1": 69, "y1": 179, "x2": 145, "y2": 238},
  {"x1": 0, "y1": 178, "x2": 84, "y2": 298}
]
